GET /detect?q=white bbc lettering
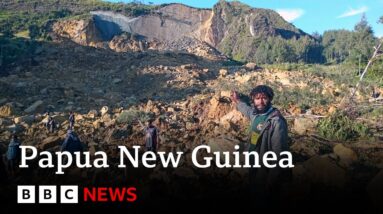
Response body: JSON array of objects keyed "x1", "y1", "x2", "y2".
[
  {"x1": 17, "y1": 186, "x2": 35, "y2": 203},
  {"x1": 39, "y1": 186, "x2": 57, "y2": 203},
  {"x1": 60, "y1": 186, "x2": 78, "y2": 203}
]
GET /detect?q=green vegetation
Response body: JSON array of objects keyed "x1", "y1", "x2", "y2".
[
  {"x1": 0, "y1": 36, "x2": 32, "y2": 70},
  {"x1": 116, "y1": 109, "x2": 154, "y2": 124},
  {"x1": 318, "y1": 110, "x2": 370, "y2": 141},
  {"x1": 0, "y1": 0, "x2": 155, "y2": 39},
  {"x1": 0, "y1": 0, "x2": 381, "y2": 74}
]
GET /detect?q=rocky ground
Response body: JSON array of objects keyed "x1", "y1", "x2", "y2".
[{"x1": 1, "y1": 35, "x2": 383, "y2": 209}]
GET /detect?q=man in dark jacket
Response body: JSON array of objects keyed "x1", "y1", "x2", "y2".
[
  {"x1": 231, "y1": 85, "x2": 290, "y2": 203},
  {"x1": 61, "y1": 130, "x2": 83, "y2": 154},
  {"x1": 6, "y1": 134, "x2": 21, "y2": 176}
]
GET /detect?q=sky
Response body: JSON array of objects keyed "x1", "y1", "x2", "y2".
[{"x1": 106, "y1": 0, "x2": 383, "y2": 37}]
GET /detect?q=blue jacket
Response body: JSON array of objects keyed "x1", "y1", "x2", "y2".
[
  {"x1": 7, "y1": 139, "x2": 21, "y2": 160},
  {"x1": 61, "y1": 133, "x2": 83, "y2": 153}
]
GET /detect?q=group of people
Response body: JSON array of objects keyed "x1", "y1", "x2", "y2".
[{"x1": 3, "y1": 111, "x2": 81, "y2": 177}]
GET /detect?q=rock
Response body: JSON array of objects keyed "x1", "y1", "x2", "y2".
[
  {"x1": 208, "y1": 136, "x2": 240, "y2": 164},
  {"x1": 93, "y1": 119, "x2": 102, "y2": 129},
  {"x1": 14, "y1": 115, "x2": 35, "y2": 125},
  {"x1": 6, "y1": 124, "x2": 25, "y2": 134},
  {"x1": 52, "y1": 115, "x2": 67, "y2": 124},
  {"x1": 328, "y1": 106, "x2": 337, "y2": 115},
  {"x1": 234, "y1": 74, "x2": 251, "y2": 84},
  {"x1": 297, "y1": 155, "x2": 347, "y2": 188},
  {"x1": 112, "y1": 78, "x2": 122, "y2": 84},
  {"x1": 289, "y1": 105, "x2": 303, "y2": 115},
  {"x1": 75, "y1": 114, "x2": 84, "y2": 121},
  {"x1": 185, "y1": 122, "x2": 194, "y2": 130},
  {"x1": 101, "y1": 113, "x2": 111, "y2": 122},
  {"x1": 219, "y1": 69, "x2": 228, "y2": 77},
  {"x1": 333, "y1": 144, "x2": 358, "y2": 167},
  {"x1": 167, "y1": 107, "x2": 175, "y2": 112},
  {"x1": 38, "y1": 136, "x2": 62, "y2": 150},
  {"x1": 207, "y1": 96, "x2": 232, "y2": 119},
  {"x1": 220, "y1": 91, "x2": 231, "y2": 98},
  {"x1": 24, "y1": 100, "x2": 44, "y2": 114},
  {"x1": 245, "y1": 62, "x2": 257, "y2": 70},
  {"x1": 100, "y1": 106, "x2": 109, "y2": 116},
  {"x1": 293, "y1": 117, "x2": 318, "y2": 135},
  {"x1": 181, "y1": 64, "x2": 193, "y2": 70},
  {"x1": 87, "y1": 110, "x2": 98, "y2": 118},
  {"x1": 57, "y1": 99, "x2": 65, "y2": 105},
  {"x1": 220, "y1": 110, "x2": 243, "y2": 124},
  {"x1": 290, "y1": 140, "x2": 319, "y2": 158},
  {"x1": 89, "y1": 145, "x2": 97, "y2": 156},
  {"x1": 208, "y1": 136, "x2": 240, "y2": 152},
  {"x1": 367, "y1": 170, "x2": 383, "y2": 207},
  {"x1": 0, "y1": 104, "x2": 14, "y2": 117},
  {"x1": 0, "y1": 118, "x2": 12, "y2": 126},
  {"x1": 65, "y1": 106, "x2": 73, "y2": 111}
]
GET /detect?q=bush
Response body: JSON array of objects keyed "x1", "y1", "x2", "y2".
[
  {"x1": 116, "y1": 109, "x2": 154, "y2": 124},
  {"x1": 318, "y1": 110, "x2": 370, "y2": 141}
]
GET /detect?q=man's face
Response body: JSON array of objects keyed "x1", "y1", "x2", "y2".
[{"x1": 253, "y1": 93, "x2": 270, "y2": 112}]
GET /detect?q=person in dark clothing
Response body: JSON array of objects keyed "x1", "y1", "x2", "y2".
[
  {"x1": 46, "y1": 116, "x2": 56, "y2": 133},
  {"x1": 68, "y1": 111, "x2": 75, "y2": 130},
  {"x1": 61, "y1": 130, "x2": 83, "y2": 154},
  {"x1": 231, "y1": 85, "x2": 290, "y2": 205},
  {"x1": 6, "y1": 134, "x2": 21, "y2": 176},
  {"x1": 139, "y1": 119, "x2": 160, "y2": 152}
]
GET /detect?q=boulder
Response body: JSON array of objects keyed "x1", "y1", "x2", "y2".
[
  {"x1": 100, "y1": 106, "x2": 109, "y2": 116},
  {"x1": 38, "y1": 136, "x2": 62, "y2": 150},
  {"x1": 333, "y1": 144, "x2": 358, "y2": 167},
  {"x1": 0, "y1": 104, "x2": 14, "y2": 117},
  {"x1": 219, "y1": 69, "x2": 228, "y2": 77},
  {"x1": 24, "y1": 100, "x2": 44, "y2": 114},
  {"x1": 14, "y1": 115, "x2": 35, "y2": 125},
  {"x1": 245, "y1": 62, "x2": 257, "y2": 70},
  {"x1": 293, "y1": 117, "x2": 318, "y2": 135}
]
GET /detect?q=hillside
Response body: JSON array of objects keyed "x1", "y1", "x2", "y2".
[{"x1": 1, "y1": 0, "x2": 319, "y2": 64}]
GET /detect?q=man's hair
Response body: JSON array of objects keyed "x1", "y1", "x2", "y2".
[{"x1": 250, "y1": 85, "x2": 274, "y2": 100}]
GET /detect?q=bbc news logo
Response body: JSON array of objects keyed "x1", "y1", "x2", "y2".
[{"x1": 17, "y1": 186, "x2": 137, "y2": 204}]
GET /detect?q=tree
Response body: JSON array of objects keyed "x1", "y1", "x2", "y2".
[
  {"x1": 1, "y1": 20, "x2": 13, "y2": 38},
  {"x1": 349, "y1": 14, "x2": 376, "y2": 68}
]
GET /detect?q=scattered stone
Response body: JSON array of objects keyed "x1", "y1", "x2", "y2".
[
  {"x1": 0, "y1": 104, "x2": 14, "y2": 117},
  {"x1": 219, "y1": 69, "x2": 228, "y2": 77},
  {"x1": 100, "y1": 106, "x2": 109, "y2": 116}
]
